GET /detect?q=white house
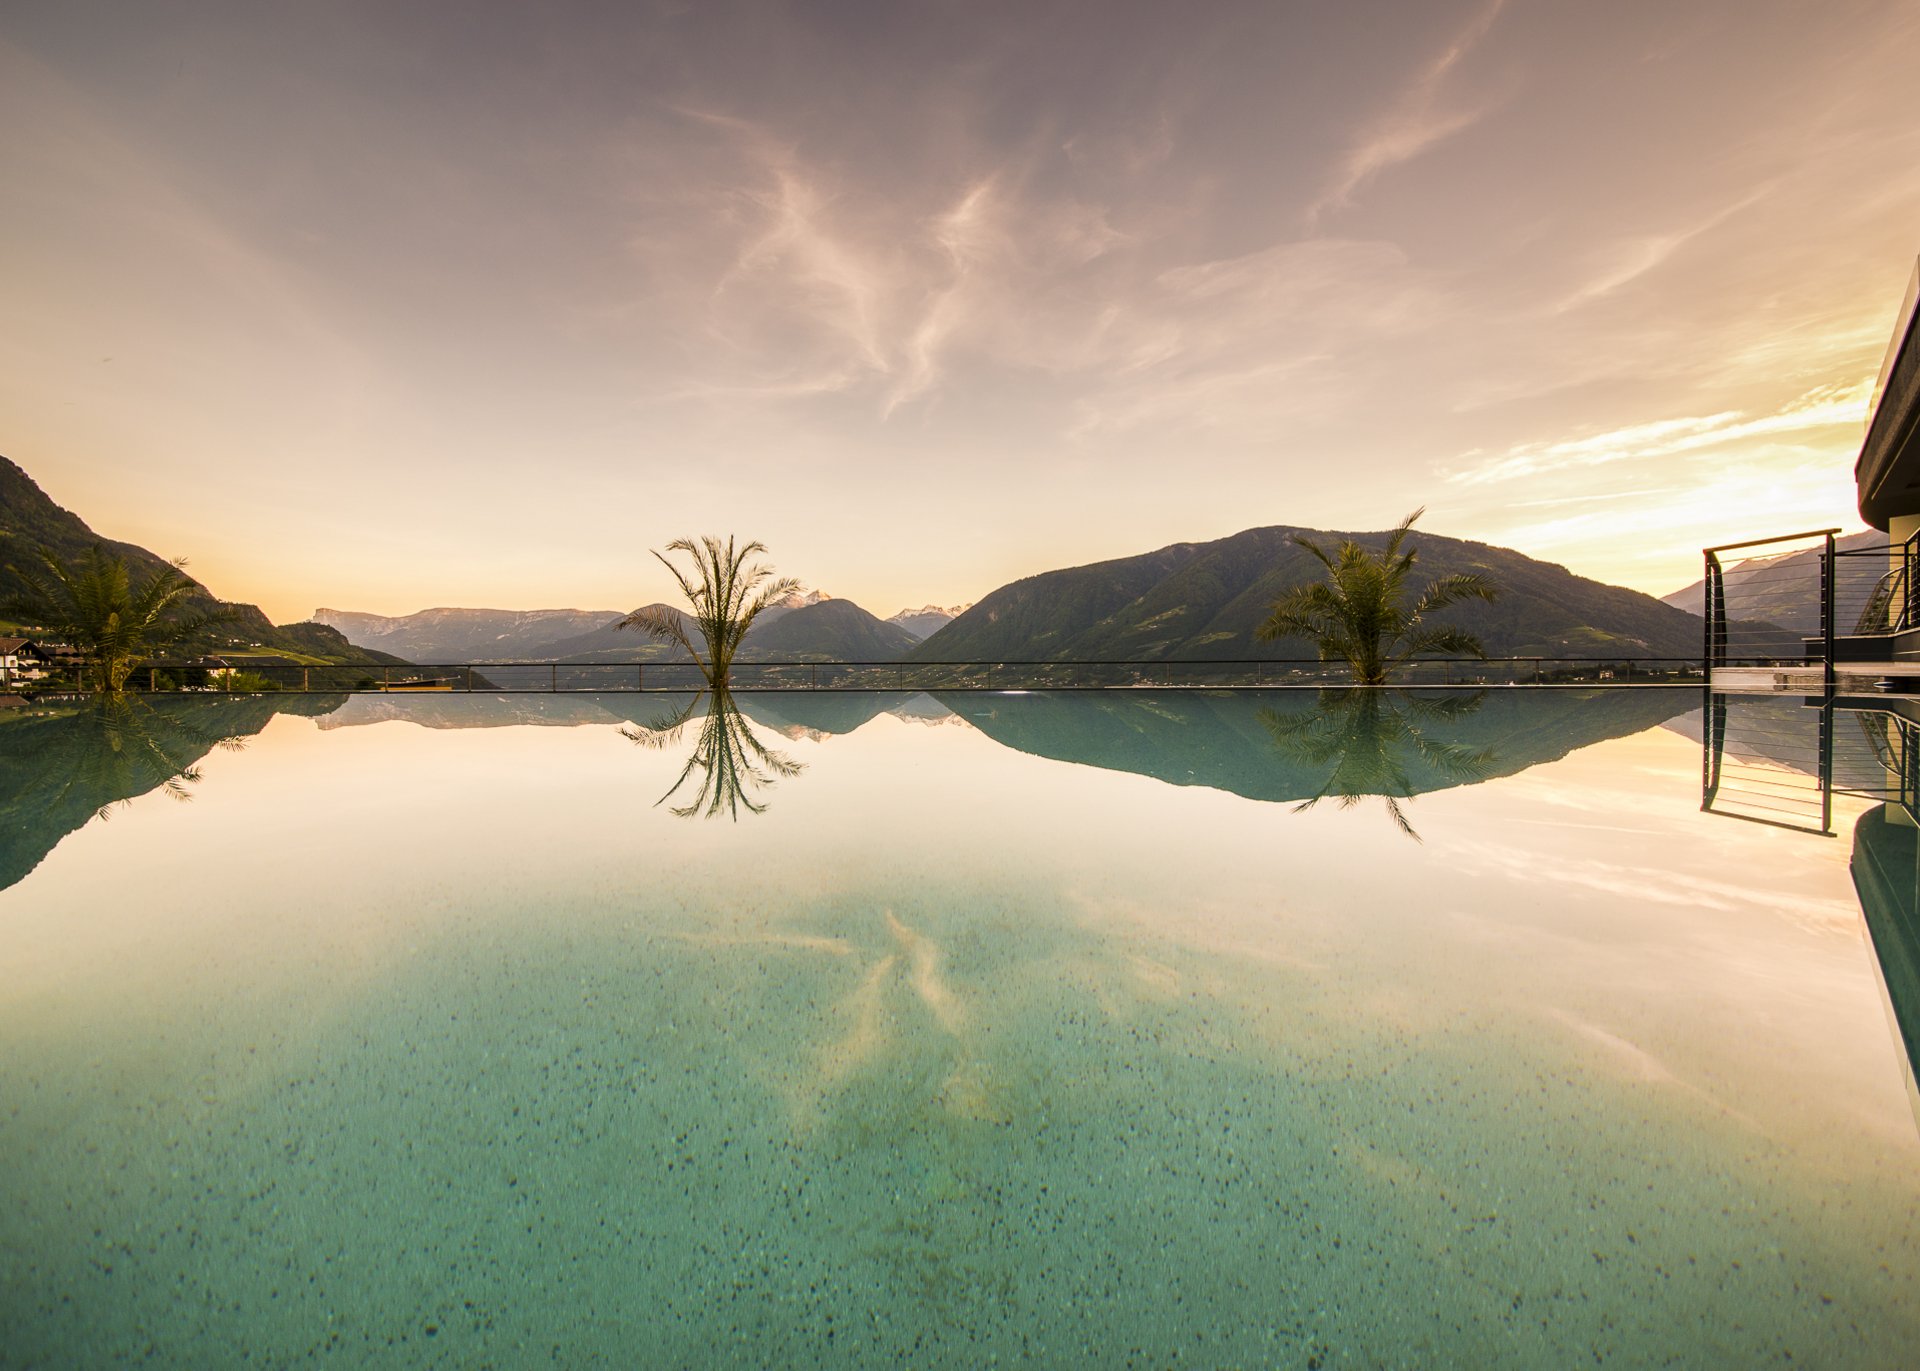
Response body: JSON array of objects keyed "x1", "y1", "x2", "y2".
[{"x1": 0, "y1": 637, "x2": 49, "y2": 685}]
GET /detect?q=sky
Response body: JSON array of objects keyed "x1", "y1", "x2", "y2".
[{"x1": 3, "y1": 0, "x2": 1919, "y2": 623}]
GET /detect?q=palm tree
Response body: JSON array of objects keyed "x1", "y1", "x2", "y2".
[
  {"x1": 0, "y1": 545, "x2": 237, "y2": 693},
  {"x1": 619, "y1": 537, "x2": 800, "y2": 688},
  {"x1": 1257, "y1": 509, "x2": 1498, "y2": 685}
]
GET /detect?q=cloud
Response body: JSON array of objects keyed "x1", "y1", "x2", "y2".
[
  {"x1": 1554, "y1": 188, "x2": 1773, "y2": 313},
  {"x1": 1444, "y1": 379, "x2": 1874, "y2": 487},
  {"x1": 1309, "y1": 0, "x2": 1508, "y2": 222},
  {"x1": 1064, "y1": 237, "x2": 1444, "y2": 440},
  {"x1": 888, "y1": 179, "x2": 999, "y2": 413}
]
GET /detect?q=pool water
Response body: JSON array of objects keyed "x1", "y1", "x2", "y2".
[{"x1": 2, "y1": 689, "x2": 1916, "y2": 1367}]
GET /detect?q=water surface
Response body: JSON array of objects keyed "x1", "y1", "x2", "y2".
[{"x1": 2, "y1": 689, "x2": 1915, "y2": 1367}]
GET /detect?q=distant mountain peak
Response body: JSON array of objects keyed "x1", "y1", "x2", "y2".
[
  {"x1": 891, "y1": 603, "x2": 971, "y2": 620},
  {"x1": 886, "y1": 603, "x2": 973, "y2": 641},
  {"x1": 772, "y1": 588, "x2": 832, "y2": 609}
]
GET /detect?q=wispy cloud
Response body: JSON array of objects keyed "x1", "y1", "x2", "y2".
[
  {"x1": 1445, "y1": 379, "x2": 1874, "y2": 486},
  {"x1": 888, "y1": 179, "x2": 998, "y2": 413},
  {"x1": 1554, "y1": 188, "x2": 1772, "y2": 313},
  {"x1": 1065, "y1": 236, "x2": 1444, "y2": 439},
  {"x1": 1309, "y1": 0, "x2": 1508, "y2": 222}
]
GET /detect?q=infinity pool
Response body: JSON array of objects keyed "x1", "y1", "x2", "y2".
[{"x1": 2, "y1": 689, "x2": 1916, "y2": 1367}]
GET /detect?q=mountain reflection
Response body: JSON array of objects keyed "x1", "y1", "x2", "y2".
[
  {"x1": 937, "y1": 687, "x2": 1695, "y2": 807},
  {"x1": 0, "y1": 693, "x2": 343, "y2": 892},
  {"x1": 623, "y1": 688, "x2": 803, "y2": 819},
  {"x1": 1259, "y1": 690, "x2": 1494, "y2": 839}
]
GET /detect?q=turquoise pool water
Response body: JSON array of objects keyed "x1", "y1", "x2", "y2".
[{"x1": 2, "y1": 689, "x2": 1916, "y2": 1367}]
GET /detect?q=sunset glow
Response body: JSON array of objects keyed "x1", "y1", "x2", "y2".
[{"x1": 4, "y1": 1, "x2": 1918, "y2": 618}]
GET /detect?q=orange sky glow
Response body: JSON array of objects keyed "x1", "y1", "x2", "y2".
[{"x1": 4, "y1": 1, "x2": 1919, "y2": 621}]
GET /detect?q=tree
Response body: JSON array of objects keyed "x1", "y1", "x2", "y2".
[
  {"x1": 0, "y1": 545, "x2": 236, "y2": 693},
  {"x1": 619, "y1": 536, "x2": 800, "y2": 688},
  {"x1": 1257, "y1": 509, "x2": 1498, "y2": 684}
]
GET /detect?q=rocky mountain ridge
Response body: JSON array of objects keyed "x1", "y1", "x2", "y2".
[{"x1": 0, "y1": 456, "x2": 405, "y2": 668}]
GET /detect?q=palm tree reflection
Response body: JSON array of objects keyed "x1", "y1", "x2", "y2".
[
  {"x1": 1259, "y1": 690, "x2": 1494, "y2": 840},
  {"x1": 68, "y1": 694, "x2": 247, "y2": 816},
  {"x1": 623, "y1": 689, "x2": 803, "y2": 819}
]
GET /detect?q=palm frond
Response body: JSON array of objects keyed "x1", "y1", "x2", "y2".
[
  {"x1": 1387, "y1": 626, "x2": 1488, "y2": 667},
  {"x1": 1413, "y1": 572, "x2": 1500, "y2": 616}
]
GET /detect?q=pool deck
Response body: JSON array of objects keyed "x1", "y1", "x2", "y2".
[{"x1": 1713, "y1": 663, "x2": 1920, "y2": 693}]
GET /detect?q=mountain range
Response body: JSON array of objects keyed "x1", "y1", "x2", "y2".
[
  {"x1": 310, "y1": 526, "x2": 1701, "y2": 667},
  {"x1": 8, "y1": 454, "x2": 1704, "y2": 669},
  {"x1": 908, "y1": 525, "x2": 1703, "y2": 663},
  {"x1": 0, "y1": 457, "x2": 405, "y2": 669},
  {"x1": 306, "y1": 606, "x2": 622, "y2": 661},
  {"x1": 311, "y1": 593, "x2": 918, "y2": 664}
]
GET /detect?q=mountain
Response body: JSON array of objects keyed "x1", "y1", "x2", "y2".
[
  {"x1": 0, "y1": 456, "x2": 404, "y2": 666},
  {"x1": 1658, "y1": 530, "x2": 1882, "y2": 635},
  {"x1": 393, "y1": 598, "x2": 917, "y2": 665},
  {"x1": 310, "y1": 606, "x2": 623, "y2": 662},
  {"x1": 313, "y1": 591, "x2": 847, "y2": 664},
  {"x1": 888, "y1": 604, "x2": 972, "y2": 640},
  {"x1": 908, "y1": 524, "x2": 1703, "y2": 664},
  {"x1": 743, "y1": 599, "x2": 918, "y2": 661},
  {"x1": 509, "y1": 604, "x2": 692, "y2": 662}
]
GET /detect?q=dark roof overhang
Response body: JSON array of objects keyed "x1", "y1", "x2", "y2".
[{"x1": 1857, "y1": 258, "x2": 1920, "y2": 531}]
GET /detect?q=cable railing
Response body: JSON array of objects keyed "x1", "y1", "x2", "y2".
[
  {"x1": 1702, "y1": 693, "x2": 1920, "y2": 834},
  {"x1": 1703, "y1": 528, "x2": 1920, "y2": 684},
  {"x1": 53, "y1": 654, "x2": 1717, "y2": 695}
]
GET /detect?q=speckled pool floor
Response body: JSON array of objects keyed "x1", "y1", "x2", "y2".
[{"x1": 2, "y1": 691, "x2": 1916, "y2": 1367}]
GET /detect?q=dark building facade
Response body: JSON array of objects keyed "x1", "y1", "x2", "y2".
[{"x1": 1857, "y1": 257, "x2": 1920, "y2": 540}]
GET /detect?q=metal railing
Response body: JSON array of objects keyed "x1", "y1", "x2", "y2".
[
  {"x1": 1703, "y1": 528, "x2": 1920, "y2": 686},
  {"x1": 58, "y1": 654, "x2": 1718, "y2": 695},
  {"x1": 1701, "y1": 693, "x2": 1836, "y2": 834},
  {"x1": 1702, "y1": 693, "x2": 1920, "y2": 835},
  {"x1": 1703, "y1": 529, "x2": 1840, "y2": 685}
]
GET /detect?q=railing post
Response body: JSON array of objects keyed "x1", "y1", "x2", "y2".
[
  {"x1": 1701, "y1": 694, "x2": 1726, "y2": 812},
  {"x1": 637, "y1": 662, "x2": 644, "y2": 691},
  {"x1": 1819, "y1": 697, "x2": 1835, "y2": 834},
  {"x1": 384, "y1": 665, "x2": 390, "y2": 692},
  {"x1": 1823, "y1": 531, "x2": 1837, "y2": 692},
  {"x1": 1896, "y1": 529, "x2": 1912, "y2": 633},
  {"x1": 1706, "y1": 555, "x2": 1715, "y2": 676},
  {"x1": 1704, "y1": 552, "x2": 1726, "y2": 679},
  {"x1": 551, "y1": 662, "x2": 558, "y2": 693}
]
